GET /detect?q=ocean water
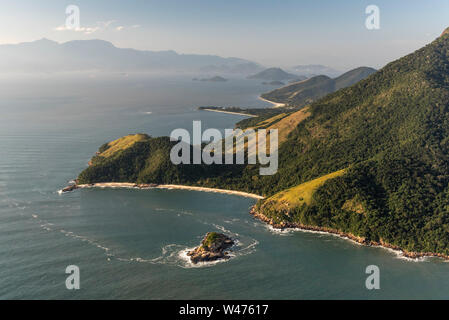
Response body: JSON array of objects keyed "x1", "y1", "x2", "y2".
[{"x1": 1, "y1": 73, "x2": 449, "y2": 299}]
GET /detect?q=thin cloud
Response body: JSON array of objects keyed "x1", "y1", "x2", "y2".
[{"x1": 54, "y1": 20, "x2": 116, "y2": 34}]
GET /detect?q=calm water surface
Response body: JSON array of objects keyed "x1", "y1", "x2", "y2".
[{"x1": 0, "y1": 74, "x2": 448, "y2": 299}]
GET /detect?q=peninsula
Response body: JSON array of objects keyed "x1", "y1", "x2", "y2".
[{"x1": 72, "y1": 29, "x2": 449, "y2": 259}]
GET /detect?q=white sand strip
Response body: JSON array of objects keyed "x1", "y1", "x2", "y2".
[
  {"x1": 201, "y1": 108, "x2": 257, "y2": 117},
  {"x1": 258, "y1": 96, "x2": 286, "y2": 108},
  {"x1": 157, "y1": 184, "x2": 264, "y2": 199},
  {"x1": 74, "y1": 182, "x2": 264, "y2": 199}
]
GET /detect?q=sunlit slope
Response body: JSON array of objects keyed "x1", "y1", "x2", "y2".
[
  {"x1": 266, "y1": 107, "x2": 310, "y2": 144},
  {"x1": 229, "y1": 107, "x2": 310, "y2": 157},
  {"x1": 98, "y1": 134, "x2": 151, "y2": 158},
  {"x1": 267, "y1": 169, "x2": 346, "y2": 208},
  {"x1": 80, "y1": 136, "x2": 180, "y2": 183}
]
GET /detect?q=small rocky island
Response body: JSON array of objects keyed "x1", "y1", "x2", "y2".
[{"x1": 187, "y1": 232, "x2": 234, "y2": 264}]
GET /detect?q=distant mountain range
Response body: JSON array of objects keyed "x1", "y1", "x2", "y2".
[
  {"x1": 0, "y1": 38, "x2": 350, "y2": 80},
  {"x1": 0, "y1": 38, "x2": 263, "y2": 74},
  {"x1": 261, "y1": 66, "x2": 376, "y2": 107},
  {"x1": 247, "y1": 67, "x2": 299, "y2": 81}
]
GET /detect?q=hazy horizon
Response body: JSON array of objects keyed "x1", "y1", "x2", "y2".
[{"x1": 1, "y1": 0, "x2": 448, "y2": 70}]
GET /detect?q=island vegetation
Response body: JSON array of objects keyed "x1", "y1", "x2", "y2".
[
  {"x1": 247, "y1": 67, "x2": 298, "y2": 81},
  {"x1": 187, "y1": 232, "x2": 234, "y2": 264}
]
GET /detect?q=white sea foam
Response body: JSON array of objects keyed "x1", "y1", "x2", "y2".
[
  {"x1": 153, "y1": 207, "x2": 194, "y2": 216},
  {"x1": 32, "y1": 213, "x2": 114, "y2": 259},
  {"x1": 30, "y1": 211, "x2": 258, "y2": 268},
  {"x1": 177, "y1": 247, "x2": 229, "y2": 268},
  {"x1": 213, "y1": 223, "x2": 236, "y2": 235},
  {"x1": 260, "y1": 221, "x2": 433, "y2": 262}
]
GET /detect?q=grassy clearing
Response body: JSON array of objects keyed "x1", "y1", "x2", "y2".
[
  {"x1": 268, "y1": 169, "x2": 346, "y2": 207},
  {"x1": 99, "y1": 134, "x2": 150, "y2": 158},
  {"x1": 267, "y1": 107, "x2": 310, "y2": 144},
  {"x1": 251, "y1": 112, "x2": 288, "y2": 129}
]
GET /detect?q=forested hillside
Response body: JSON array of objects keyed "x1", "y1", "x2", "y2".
[
  {"x1": 78, "y1": 29, "x2": 449, "y2": 256},
  {"x1": 261, "y1": 67, "x2": 376, "y2": 108}
]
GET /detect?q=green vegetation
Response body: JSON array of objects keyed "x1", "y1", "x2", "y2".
[
  {"x1": 247, "y1": 67, "x2": 298, "y2": 81},
  {"x1": 97, "y1": 134, "x2": 150, "y2": 158},
  {"x1": 78, "y1": 31, "x2": 449, "y2": 256},
  {"x1": 201, "y1": 232, "x2": 221, "y2": 249},
  {"x1": 261, "y1": 67, "x2": 376, "y2": 108},
  {"x1": 266, "y1": 169, "x2": 346, "y2": 208}
]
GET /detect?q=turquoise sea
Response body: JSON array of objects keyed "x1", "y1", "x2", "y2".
[{"x1": 1, "y1": 73, "x2": 449, "y2": 299}]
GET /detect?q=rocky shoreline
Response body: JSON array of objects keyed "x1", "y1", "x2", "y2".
[
  {"x1": 60, "y1": 180, "x2": 448, "y2": 260},
  {"x1": 187, "y1": 232, "x2": 234, "y2": 264},
  {"x1": 249, "y1": 206, "x2": 449, "y2": 261},
  {"x1": 59, "y1": 182, "x2": 158, "y2": 193}
]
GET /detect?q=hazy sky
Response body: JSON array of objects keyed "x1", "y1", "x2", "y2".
[{"x1": 0, "y1": 0, "x2": 448, "y2": 70}]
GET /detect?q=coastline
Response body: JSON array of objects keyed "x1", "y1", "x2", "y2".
[
  {"x1": 200, "y1": 108, "x2": 257, "y2": 117},
  {"x1": 258, "y1": 96, "x2": 286, "y2": 108},
  {"x1": 249, "y1": 205, "x2": 449, "y2": 261},
  {"x1": 61, "y1": 182, "x2": 264, "y2": 200}
]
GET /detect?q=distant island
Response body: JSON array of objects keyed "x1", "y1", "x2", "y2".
[
  {"x1": 194, "y1": 76, "x2": 228, "y2": 82},
  {"x1": 70, "y1": 29, "x2": 449, "y2": 260},
  {"x1": 247, "y1": 67, "x2": 298, "y2": 81}
]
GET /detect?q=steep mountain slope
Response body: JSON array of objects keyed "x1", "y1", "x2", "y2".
[
  {"x1": 247, "y1": 67, "x2": 298, "y2": 81},
  {"x1": 261, "y1": 75, "x2": 334, "y2": 107},
  {"x1": 253, "y1": 31, "x2": 449, "y2": 256},
  {"x1": 261, "y1": 67, "x2": 376, "y2": 108},
  {"x1": 334, "y1": 66, "x2": 377, "y2": 90},
  {"x1": 78, "y1": 29, "x2": 449, "y2": 256}
]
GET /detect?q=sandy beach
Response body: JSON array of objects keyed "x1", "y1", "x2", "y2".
[
  {"x1": 66, "y1": 182, "x2": 264, "y2": 200},
  {"x1": 258, "y1": 96, "x2": 286, "y2": 108},
  {"x1": 156, "y1": 184, "x2": 264, "y2": 199},
  {"x1": 200, "y1": 108, "x2": 257, "y2": 117}
]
